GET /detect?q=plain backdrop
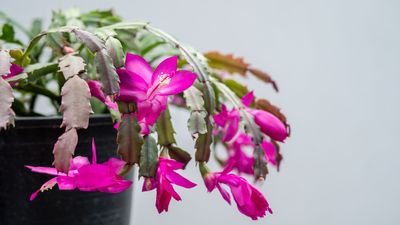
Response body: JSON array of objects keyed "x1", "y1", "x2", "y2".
[{"x1": 2, "y1": 0, "x2": 400, "y2": 225}]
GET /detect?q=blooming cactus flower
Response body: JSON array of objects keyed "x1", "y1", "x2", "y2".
[
  {"x1": 227, "y1": 133, "x2": 280, "y2": 174},
  {"x1": 213, "y1": 104, "x2": 240, "y2": 142},
  {"x1": 226, "y1": 133, "x2": 255, "y2": 175},
  {"x1": 142, "y1": 157, "x2": 196, "y2": 213},
  {"x1": 116, "y1": 54, "x2": 197, "y2": 133},
  {"x1": 242, "y1": 92, "x2": 288, "y2": 142},
  {"x1": 87, "y1": 80, "x2": 118, "y2": 110},
  {"x1": 26, "y1": 139, "x2": 132, "y2": 200},
  {"x1": 201, "y1": 162, "x2": 273, "y2": 220}
]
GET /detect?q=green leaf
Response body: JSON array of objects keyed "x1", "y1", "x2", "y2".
[
  {"x1": 156, "y1": 108, "x2": 176, "y2": 146},
  {"x1": 22, "y1": 27, "x2": 120, "y2": 95},
  {"x1": 188, "y1": 111, "x2": 207, "y2": 135},
  {"x1": 105, "y1": 36, "x2": 124, "y2": 68},
  {"x1": 26, "y1": 62, "x2": 59, "y2": 82},
  {"x1": 167, "y1": 146, "x2": 191, "y2": 169},
  {"x1": 223, "y1": 79, "x2": 249, "y2": 98},
  {"x1": 140, "y1": 40, "x2": 165, "y2": 56},
  {"x1": 29, "y1": 19, "x2": 43, "y2": 37},
  {"x1": 117, "y1": 114, "x2": 144, "y2": 165},
  {"x1": 95, "y1": 48, "x2": 120, "y2": 95},
  {"x1": 139, "y1": 135, "x2": 159, "y2": 178},
  {"x1": 74, "y1": 28, "x2": 104, "y2": 52},
  {"x1": 253, "y1": 145, "x2": 269, "y2": 180},
  {"x1": 184, "y1": 86, "x2": 204, "y2": 111},
  {"x1": 195, "y1": 118, "x2": 213, "y2": 162}
]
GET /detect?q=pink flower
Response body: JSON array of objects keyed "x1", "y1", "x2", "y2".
[
  {"x1": 202, "y1": 162, "x2": 273, "y2": 220},
  {"x1": 116, "y1": 54, "x2": 197, "y2": 133},
  {"x1": 3, "y1": 63, "x2": 23, "y2": 86},
  {"x1": 142, "y1": 157, "x2": 196, "y2": 213},
  {"x1": 26, "y1": 139, "x2": 132, "y2": 200},
  {"x1": 226, "y1": 133, "x2": 254, "y2": 175},
  {"x1": 226, "y1": 133, "x2": 280, "y2": 174},
  {"x1": 87, "y1": 80, "x2": 118, "y2": 110},
  {"x1": 242, "y1": 92, "x2": 288, "y2": 142},
  {"x1": 213, "y1": 104, "x2": 240, "y2": 142}
]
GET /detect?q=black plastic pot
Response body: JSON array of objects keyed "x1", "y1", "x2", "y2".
[{"x1": 0, "y1": 115, "x2": 132, "y2": 225}]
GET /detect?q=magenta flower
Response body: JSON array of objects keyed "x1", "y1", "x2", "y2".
[
  {"x1": 87, "y1": 80, "x2": 118, "y2": 110},
  {"x1": 226, "y1": 133, "x2": 280, "y2": 174},
  {"x1": 202, "y1": 162, "x2": 273, "y2": 220},
  {"x1": 142, "y1": 157, "x2": 196, "y2": 213},
  {"x1": 213, "y1": 104, "x2": 240, "y2": 142},
  {"x1": 3, "y1": 63, "x2": 23, "y2": 86},
  {"x1": 242, "y1": 92, "x2": 288, "y2": 142},
  {"x1": 116, "y1": 54, "x2": 197, "y2": 133},
  {"x1": 226, "y1": 133, "x2": 254, "y2": 175},
  {"x1": 26, "y1": 139, "x2": 132, "y2": 200}
]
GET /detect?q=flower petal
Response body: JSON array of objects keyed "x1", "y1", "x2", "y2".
[
  {"x1": 152, "y1": 56, "x2": 178, "y2": 85},
  {"x1": 116, "y1": 69, "x2": 148, "y2": 102},
  {"x1": 216, "y1": 183, "x2": 231, "y2": 205},
  {"x1": 261, "y1": 140, "x2": 278, "y2": 166},
  {"x1": 165, "y1": 170, "x2": 197, "y2": 189},
  {"x1": 252, "y1": 109, "x2": 288, "y2": 142},
  {"x1": 25, "y1": 165, "x2": 60, "y2": 176},
  {"x1": 222, "y1": 109, "x2": 240, "y2": 142},
  {"x1": 87, "y1": 80, "x2": 117, "y2": 110},
  {"x1": 157, "y1": 70, "x2": 197, "y2": 96},
  {"x1": 125, "y1": 53, "x2": 153, "y2": 84},
  {"x1": 241, "y1": 91, "x2": 254, "y2": 107}
]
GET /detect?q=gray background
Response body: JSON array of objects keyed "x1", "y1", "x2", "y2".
[{"x1": 2, "y1": 0, "x2": 400, "y2": 225}]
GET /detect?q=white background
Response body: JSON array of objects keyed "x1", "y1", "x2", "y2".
[{"x1": 2, "y1": 0, "x2": 400, "y2": 224}]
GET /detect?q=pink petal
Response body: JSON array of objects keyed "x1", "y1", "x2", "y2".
[
  {"x1": 261, "y1": 140, "x2": 277, "y2": 166},
  {"x1": 29, "y1": 190, "x2": 39, "y2": 201},
  {"x1": 25, "y1": 165, "x2": 60, "y2": 176},
  {"x1": 241, "y1": 91, "x2": 254, "y2": 107},
  {"x1": 204, "y1": 174, "x2": 217, "y2": 192},
  {"x1": 157, "y1": 70, "x2": 197, "y2": 96},
  {"x1": 161, "y1": 158, "x2": 184, "y2": 170},
  {"x1": 213, "y1": 105, "x2": 228, "y2": 127},
  {"x1": 151, "y1": 56, "x2": 178, "y2": 85},
  {"x1": 216, "y1": 183, "x2": 231, "y2": 205},
  {"x1": 99, "y1": 180, "x2": 132, "y2": 193},
  {"x1": 161, "y1": 176, "x2": 181, "y2": 201},
  {"x1": 222, "y1": 109, "x2": 240, "y2": 142},
  {"x1": 125, "y1": 53, "x2": 153, "y2": 85},
  {"x1": 156, "y1": 185, "x2": 172, "y2": 213},
  {"x1": 70, "y1": 156, "x2": 91, "y2": 170},
  {"x1": 91, "y1": 138, "x2": 97, "y2": 164},
  {"x1": 145, "y1": 96, "x2": 167, "y2": 125},
  {"x1": 252, "y1": 110, "x2": 288, "y2": 142},
  {"x1": 87, "y1": 80, "x2": 117, "y2": 110},
  {"x1": 3, "y1": 63, "x2": 23, "y2": 80},
  {"x1": 142, "y1": 178, "x2": 157, "y2": 192},
  {"x1": 57, "y1": 176, "x2": 77, "y2": 190},
  {"x1": 165, "y1": 170, "x2": 197, "y2": 188},
  {"x1": 116, "y1": 69, "x2": 148, "y2": 102},
  {"x1": 104, "y1": 158, "x2": 126, "y2": 174}
]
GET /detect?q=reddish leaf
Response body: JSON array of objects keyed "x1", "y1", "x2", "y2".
[
  {"x1": 52, "y1": 128, "x2": 78, "y2": 173},
  {"x1": 204, "y1": 51, "x2": 278, "y2": 91},
  {"x1": 60, "y1": 76, "x2": 93, "y2": 130}
]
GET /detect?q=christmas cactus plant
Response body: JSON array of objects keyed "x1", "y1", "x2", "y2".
[{"x1": 0, "y1": 9, "x2": 290, "y2": 220}]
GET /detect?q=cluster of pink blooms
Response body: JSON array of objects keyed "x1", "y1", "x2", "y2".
[{"x1": 26, "y1": 53, "x2": 288, "y2": 220}]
